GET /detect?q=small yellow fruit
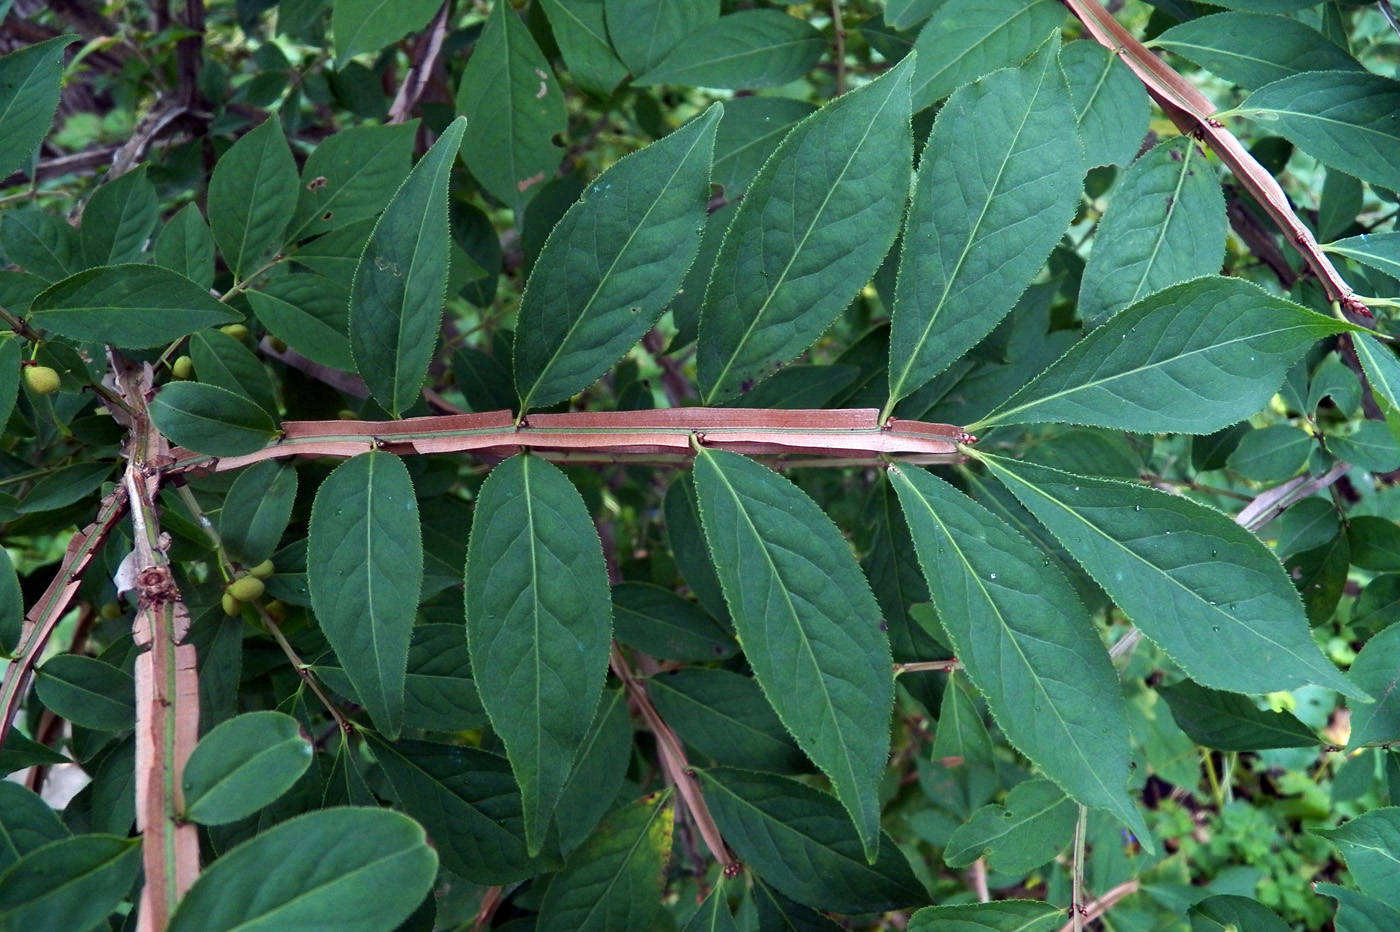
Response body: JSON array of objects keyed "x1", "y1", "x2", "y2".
[
  {"x1": 227, "y1": 576, "x2": 265, "y2": 601},
  {"x1": 24, "y1": 365, "x2": 61, "y2": 395},
  {"x1": 336, "y1": 409, "x2": 359, "y2": 420},
  {"x1": 222, "y1": 592, "x2": 243, "y2": 616},
  {"x1": 220, "y1": 324, "x2": 251, "y2": 340},
  {"x1": 172, "y1": 356, "x2": 195, "y2": 380},
  {"x1": 248, "y1": 559, "x2": 276, "y2": 579},
  {"x1": 267, "y1": 336, "x2": 288, "y2": 353},
  {"x1": 99, "y1": 602, "x2": 123, "y2": 620},
  {"x1": 265, "y1": 600, "x2": 286, "y2": 622}
]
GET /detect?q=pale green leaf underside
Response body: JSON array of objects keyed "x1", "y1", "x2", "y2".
[
  {"x1": 1326, "y1": 231, "x2": 1400, "y2": 279},
  {"x1": 693, "y1": 448, "x2": 892, "y2": 860},
  {"x1": 888, "y1": 464, "x2": 1151, "y2": 844},
  {"x1": 980, "y1": 456, "x2": 1366, "y2": 701},
  {"x1": 464, "y1": 454, "x2": 612, "y2": 856}
]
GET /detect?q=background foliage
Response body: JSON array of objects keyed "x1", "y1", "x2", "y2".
[{"x1": 2, "y1": 0, "x2": 1400, "y2": 930}]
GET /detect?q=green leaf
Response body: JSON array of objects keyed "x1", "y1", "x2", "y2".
[
  {"x1": 1353, "y1": 334, "x2": 1400, "y2": 411},
  {"x1": 332, "y1": 0, "x2": 442, "y2": 65},
  {"x1": 700, "y1": 768, "x2": 927, "y2": 913},
  {"x1": 979, "y1": 456, "x2": 1365, "y2": 699},
  {"x1": 1327, "y1": 232, "x2": 1400, "y2": 281},
  {"x1": 1312, "y1": 809, "x2": 1400, "y2": 899},
  {"x1": 150, "y1": 382, "x2": 279, "y2": 456},
  {"x1": 908, "y1": 0, "x2": 1064, "y2": 110},
  {"x1": 154, "y1": 202, "x2": 217, "y2": 289},
  {"x1": 698, "y1": 57, "x2": 913, "y2": 404},
  {"x1": 0, "y1": 782, "x2": 68, "y2": 873},
  {"x1": 754, "y1": 880, "x2": 845, "y2": 932},
  {"x1": 973, "y1": 277, "x2": 1355, "y2": 434},
  {"x1": 35, "y1": 655, "x2": 135, "y2": 731},
  {"x1": 0, "y1": 36, "x2": 78, "y2": 179},
  {"x1": 0, "y1": 207, "x2": 79, "y2": 283},
  {"x1": 693, "y1": 448, "x2": 892, "y2": 859},
  {"x1": 1315, "y1": 884, "x2": 1400, "y2": 932},
  {"x1": 0, "y1": 731, "x2": 68, "y2": 775},
  {"x1": 1346, "y1": 624, "x2": 1400, "y2": 749},
  {"x1": 1350, "y1": 517, "x2": 1400, "y2": 573},
  {"x1": 464, "y1": 453, "x2": 612, "y2": 855},
  {"x1": 457, "y1": 3, "x2": 566, "y2": 209},
  {"x1": 908, "y1": 901, "x2": 1063, "y2": 932},
  {"x1": 371, "y1": 737, "x2": 556, "y2": 884},
  {"x1": 287, "y1": 122, "x2": 417, "y2": 240},
  {"x1": 886, "y1": 36, "x2": 1082, "y2": 411},
  {"x1": 307, "y1": 452, "x2": 421, "y2": 739},
  {"x1": 663, "y1": 474, "x2": 730, "y2": 624},
  {"x1": 710, "y1": 97, "x2": 814, "y2": 199},
  {"x1": 1320, "y1": 169, "x2": 1364, "y2": 242},
  {"x1": 398, "y1": 623, "x2": 486, "y2": 732},
  {"x1": 863, "y1": 478, "x2": 945, "y2": 663},
  {"x1": 886, "y1": 0, "x2": 941, "y2": 30},
  {"x1": 0, "y1": 834, "x2": 139, "y2": 932},
  {"x1": 536, "y1": 792, "x2": 674, "y2": 932},
  {"x1": 350, "y1": 117, "x2": 465, "y2": 417},
  {"x1": 611, "y1": 582, "x2": 737, "y2": 662},
  {"x1": 29, "y1": 264, "x2": 241, "y2": 348},
  {"x1": 290, "y1": 216, "x2": 374, "y2": 281},
  {"x1": 247, "y1": 273, "x2": 355, "y2": 372},
  {"x1": 556, "y1": 689, "x2": 633, "y2": 854},
  {"x1": 15, "y1": 461, "x2": 113, "y2": 514},
  {"x1": 635, "y1": 10, "x2": 824, "y2": 90},
  {"x1": 648, "y1": 667, "x2": 806, "y2": 773},
  {"x1": 167, "y1": 807, "x2": 438, "y2": 932},
  {"x1": 1158, "y1": 680, "x2": 1318, "y2": 750},
  {"x1": 1239, "y1": 72, "x2": 1400, "y2": 194},
  {"x1": 888, "y1": 463, "x2": 1151, "y2": 845},
  {"x1": 514, "y1": 104, "x2": 721, "y2": 411},
  {"x1": 684, "y1": 881, "x2": 739, "y2": 932},
  {"x1": 0, "y1": 542, "x2": 22, "y2": 656},
  {"x1": 1227, "y1": 423, "x2": 1311, "y2": 482},
  {"x1": 1061, "y1": 39, "x2": 1150, "y2": 168},
  {"x1": 1153, "y1": 13, "x2": 1361, "y2": 91},
  {"x1": 605, "y1": 0, "x2": 717, "y2": 75},
  {"x1": 189, "y1": 329, "x2": 278, "y2": 415},
  {"x1": 208, "y1": 117, "x2": 299, "y2": 278},
  {"x1": 944, "y1": 779, "x2": 1075, "y2": 874},
  {"x1": 182, "y1": 711, "x2": 313, "y2": 825},
  {"x1": 539, "y1": 0, "x2": 629, "y2": 99},
  {"x1": 1078, "y1": 138, "x2": 1227, "y2": 329},
  {"x1": 1330, "y1": 421, "x2": 1400, "y2": 473},
  {"x1": 928, "y1": 673, "x2": 995, "y2": 770},
  {"x1": 220, "y1": 460, "x2": 298, "y2": 566},
  {"x1": 79, "y1": 165, "x2": 159, "y2": 267},
  {"x1": 1188, "y1": 895, "x2": 1291, "y2": 932}
]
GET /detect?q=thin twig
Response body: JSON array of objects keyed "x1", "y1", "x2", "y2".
[
  {"x1": 1056, "y1": 879, "x2": 1141, "y2": 932},
  {"x1": 1071, "y1": 804, "x2": 1089, "y2": 932},
  {"x1": 830, "y1": 0, "x2": 846, "y2": 97},
  {"x1": 894, "y1": 659, "x2": 960, "y2": 675},
  {"x1": 388, "y1": 1, "x2": 451, "y2": 123},
  {"x1": 252, "y1": 601, "x2": 352, "y2": 735},
  {"x1": 1236, "y1": 461, "x2": 1351, "y2": 532},
  {"x1": 969, "y1": 857, "x2": 989, "y2": 903}
]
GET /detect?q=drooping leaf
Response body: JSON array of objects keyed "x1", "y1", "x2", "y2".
[
  {"x1": 1077, "y1": 138, "x2": 1227, "y2": 329},
  {"x1": 1158, "y1": 680, "x2": 1317, "y2": 750},
  {"x1": 556, "y1": 689, "x2": 633, "y2": 854},
  {"x1": 457, "y1": 3, "x2": 566, "y2": 208},
  {"x1": 697, "y1": 57, "x2": 913, "y2": 404},
  {"x1": 710, "y1": 97, "x2": 816, "y2": 198},
  {"x1": 1330, "y1": 421, "x2": 1400, "y2": 473},
  {"x1": 154, "y1": 202, "x2": 217, "y2": 288},
  {"x1": 167, "y1": 808, "x2": 438, "y2": 932},
  {"x1": 1188, "y1": 895, "x2": 1292, "y2": 932},
  {"x1": 539, "y1": 0, "x2": 629, "y2": 99},
  {"x1": 287, "y1": 121, "x2": 417, "y2": 240},
  {"x1": 973, "y1": 277, "x2": 1355, "y2": 434},
  {"x1": 182, "y1": 711, "x2": 313, "y2": 825},
  {"x1": 189, "y1": 328, "x2": 278, "y2": 415},
  {"x1": 693, "y1": 448, "x2": 893, "y2": 859},
  {"x1": 683, "y1": 880, "x2": 739, "y2": 932},
  {"x1": 944, "y1": 779, "x2": 1075, "y2": 874},
  {"x1": 1060, "y1": 39, "x2": 1150, "y2": 168},
  {"x1": 219, "y1": 460, "x2": 298, "y2": 567},
  {"x1": 15, "y1": 461, "x2": 113, "y2": 514},
  {"x1": 1314, "y1": 884, "x2": 1400, "y2": 932},
  {"x1": 464, "y1": 453, "x2": 612, "y2": 855},
  {"x1": 332, "y1": 0, "x2": 441, "y2": 65},
  {"x1": 888, "y1": 463, "x2": 1151, "y2": 845},
  {"x1": 1239, "y1": 72, "x2": 1400, "y2": 194},
  {"x1": 1327, "y1": 232, "x2": 1400, "y2": 281},
  {"x1": 0, "y1": 782, "x2": 68, "y2": 873},
  {"x1": 0, "y1": 36, "x2": 78, "y2": 179},
  {"x1": 34, "y1": 655, "x2": 135, "y2": 732},
  {"x1": 605, "y1": 0, "x2": 717, "y2": 75},
  {"x1": 635, "y1": 10, "x2": 823, "y2": 90},
  {"x1": 1311, "y1": 808, "x2": 1400, "y2": 899},
  {"x1": 908, "y1": 901, "x2": 1063, "y2": 932},
  {"x1": 79, "y1": 165, "x2": 159, "y2": 268},
  {"x1": 979, "y1": 456, "x2": 1365, "y2": 700},
  {"x1": 0, "y1": 543, "x2": 21, "y2": 656},
  {"x1": 208, "y1": 117, "x2": 299, "y2": 278},
  {"x1": 29, "y1": 265, "x2": 241, "y2": 348},
  {"x1": 1353, "y1": 334, "x2": 1400, "y2": 411},
  {"x1": 1153, "y1": 13, "x2": 1362, "y2": 90},
  {"x1": 514, "y1": 105, "x2": 720, "y2": 411},
  {"x1": 0, "y1": 834, "x2": 140, "y2": 932},
  {"x1": 699, "y1": 768, "x2": 928, "y2": 913},
  {"x1": 371, "y1": 737, "x2": 556, "y2": 884},
  {"x1": 150, "y1": 382, "x2": 279, "y2": 457},
  {"x1": 611, "y1": 582, "x2": 737, "y2": 662},
  {"x1": 928, "y1": 672, "x2": 995, "y2": 771},
  {"x1": 350, "y1": 116, "x2": 466, "y2": 417},
  {"x1": 648, "y1": 667, "x2": 807, "y2": 773},
  {"x1": 886, "y1": 36, "x2": 1082, "y2": 411},
  {"x1": 1346, "y1": 624, "x2": 1400, "y2": 749},
  {"x1": 0, "y1": 207, "x2": 79, "y2": 283},
  {"x1": 308, "y1": 451, "x2": 423, "y2": 739},
  {"x1": 535, "y1": 791, "x2": 674, "y2": 932},
  {"x1": 753, "y1": 880, "x2": 845, "y2": 932},
  {"x1": 908, "y1": 0, "x2": 1065, "y2": 109},
  {"x1": 886, "y1": 0, "x2": 942, "y2": 31},
  {"x1": 247, "y1": 273, "x2": 355, "y2": 372}
]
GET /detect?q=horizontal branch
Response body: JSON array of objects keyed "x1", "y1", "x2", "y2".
[{"x1": 168, "y1": 408, "x2": 971, "y2": 474}]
